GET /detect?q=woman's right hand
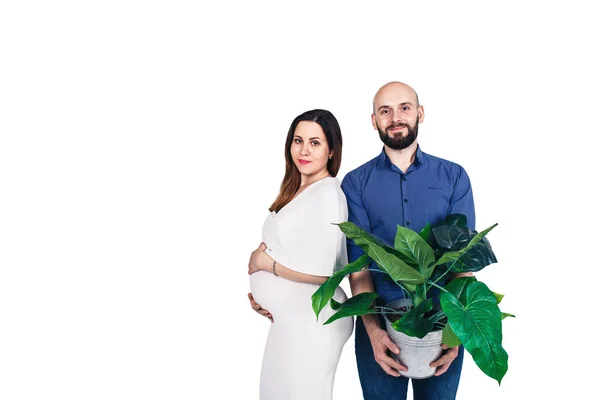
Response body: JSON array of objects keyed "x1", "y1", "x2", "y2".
[
  {"x1": 248, "y1": 292, "x2": 274, "y2": 322},
  {"x1": 248, "y1": 243, "x2": 269, "y2": 275}
]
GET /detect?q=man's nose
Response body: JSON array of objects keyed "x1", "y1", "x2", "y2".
[{"x1": 391, "y1": 111, "x2": 403, "y2": 123}]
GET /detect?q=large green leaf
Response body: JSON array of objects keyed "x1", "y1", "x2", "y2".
[
  {"x1": 338, "y1": 222, "x2": 425, "y2": 285},
  {"x1": 337, "y1": 221, "x2": 389, "y2": 248},
  {"x1": 442, "y1": 214, "x2": 469, "y2": 227},
  {"x1": 441, "y1": 281, "x2": 508, "y2": 384},
  {"x1": 312, "y1": 254, "x2": 371, "y2": 319},
  {"x1": 433, "y1": 225, "x2": 473, "y2": 250},
  {"x1": 324, "y1": 292, "x2": 379, "y2": 325},
  {"x1": 443, "y1": 276, "x2": 477, "y2": 304},
  {"x1": 409, "y1": 284, "x2": 427, "y2": 306},
  {"x1": 365, "y1": 241, "x2": 426, "y2": 285},
  {"x1": 432, "y1": 223, "x2": 498, "y2": 271},
  {"x1": 442, "y1": 324, "x2": 461, "y2": 347},
  {"x1": 394, "y1": 225, "x2": 436, "y2": 279},
  {"x1": 419, "y1": 223, "x2": 432, "y2": 242},
  {"x1": 381, "y1": 274, "x2": 418, "y2": 294},
  {"x1": 390, "y1": 299, "x2": 434, "y2": 338},
  {"x1": 432, "y1": 223, "x2": 498, "y2": 272},
  {"x1": 340, "y1": 222, "x2": 415, "y2": 267},
  {"x1": 428, "y1": 214, "x2": 468, "y2": 257}
]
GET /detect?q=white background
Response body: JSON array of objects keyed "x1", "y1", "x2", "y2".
[{"x1": 1, "y1": 1, "x2": 598, "y2": 399}]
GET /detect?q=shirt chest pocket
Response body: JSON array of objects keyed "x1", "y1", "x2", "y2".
[{"x1": 417, "y1": 184, "x2": 452, "y2": 223}]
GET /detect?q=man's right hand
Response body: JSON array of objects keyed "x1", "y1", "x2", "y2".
[
  {"x1": 348, "y1": 272, "x2": 406, "y2": 376},
  {"x1": 368, "y1": 326, "x2": 407, "y2": 376}
]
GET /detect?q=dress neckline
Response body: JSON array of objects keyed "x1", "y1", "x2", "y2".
[{"x1": 271, "y1": 176, "x2": 336, "y2": 216}]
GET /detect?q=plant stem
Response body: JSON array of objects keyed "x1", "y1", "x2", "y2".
[
  {"x1": 427, "y1": 281, "x2": 449, "y2": 293},
  {"x1": 375, "y1": 306, "x2": 403, "y2": 314},
  {"x1": 427, "y1": 262, "x2": 454, "y2": 290},
  {"x1": 365, "y1": 268, "x2": 388, "y2": 274},
  {"x1": 433, "y1": 322, "x2": 446, "y2": 330},
  {"x1": 366, "y1": 310, "x2": 396, "y2": 315},
  {"x1": 366, "y1": 269, "x2": 410, "y2": 296},
  {"x1": 428, "y1": 310, "x2": 446, "y2": 323}
]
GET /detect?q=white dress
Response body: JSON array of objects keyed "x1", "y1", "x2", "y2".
[{"x1": 249, "y1": 177, "x2": 353, "y2": 400}]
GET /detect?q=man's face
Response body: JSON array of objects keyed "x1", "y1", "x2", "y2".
[
  {"x1": 372, "y1": 85, "x2": 423, "y2": 150},
  {"x1": 375, "y1": 112, "x2": 419, "y2": 150}
]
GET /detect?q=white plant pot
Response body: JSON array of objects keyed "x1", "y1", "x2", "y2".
[{"x1": 384, "y1": 299, "x2": 443, "y2": 379}]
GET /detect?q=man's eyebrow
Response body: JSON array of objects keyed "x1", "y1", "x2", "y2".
[{"x1": 377, "y1": 102, "x2": 414, "y2": 111}]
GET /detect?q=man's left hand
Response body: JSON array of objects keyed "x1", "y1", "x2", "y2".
[{"x1": 430, "y1": 345, "x2": 458, "y2": 376}]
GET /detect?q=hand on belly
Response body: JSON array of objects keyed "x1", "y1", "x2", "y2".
[{"x1": 249, "y1": 271, "x2": 320, "y2": 320}]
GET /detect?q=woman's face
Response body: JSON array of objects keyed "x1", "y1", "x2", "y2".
[{"x1": 290, "y1": 121, "x2": 332, "y2": 180}]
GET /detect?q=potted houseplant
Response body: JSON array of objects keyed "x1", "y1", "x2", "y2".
[{"x1": 311, "y1": 214, "x2": 513, "y2": 384}]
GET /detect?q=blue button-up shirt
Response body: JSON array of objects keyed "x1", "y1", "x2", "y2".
[{"x1": 341, "y1": 146, "x2": 475, "y2": 305}]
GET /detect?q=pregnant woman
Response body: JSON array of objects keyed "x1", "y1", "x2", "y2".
[{"x1": 248, "y1": 109, "x2": 353, "y2": 400}]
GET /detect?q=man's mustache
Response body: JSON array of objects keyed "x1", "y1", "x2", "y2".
[{"x1": 387, "y1": 123, "x2": 408, "y2": 131}]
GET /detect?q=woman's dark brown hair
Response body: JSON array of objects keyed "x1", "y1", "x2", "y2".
[{"x1": 269, "y1": 109, "x2": 343, "y2": 213}]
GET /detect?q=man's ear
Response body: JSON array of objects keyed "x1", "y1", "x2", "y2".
[
  {"x1": 371, "y1": 113, "x2": 378, "y2": 130},
  {"x1": 417, "y1": 105, "x2": 425, "y2": 123}
]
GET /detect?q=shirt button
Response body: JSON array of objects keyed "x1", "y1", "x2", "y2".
[
  {"x1": 403, "y1": 176, "x2": 407, "y2": 181},
  {"x1": 404, "y1": 199, "x2": 408, "y2": 203},
  {"x1": 406, "y1": 221, "x2": 411, "y2": 226}
]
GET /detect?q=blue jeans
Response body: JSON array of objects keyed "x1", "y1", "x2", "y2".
[{"x1": 355, "y1": 317, "x2": 464, "y2": 400}]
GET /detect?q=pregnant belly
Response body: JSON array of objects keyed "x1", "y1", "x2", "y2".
[
  {"x1": 249, "y1": 271, "x2": 348, "y2": 322},
  {"x1": 249, "y1": 271, "x2": 321, "y2": 320}
]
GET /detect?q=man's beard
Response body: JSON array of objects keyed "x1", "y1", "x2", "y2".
[{"x1": 377, "y1": 120, "x2": 419, "y2": 150}]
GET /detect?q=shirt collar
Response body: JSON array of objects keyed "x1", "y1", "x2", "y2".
[{"x1": 377, "y1": 144, "x2": 426, "y2": 170}]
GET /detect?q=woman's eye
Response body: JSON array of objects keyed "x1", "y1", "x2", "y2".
[
  {"x1": 294, "y1": 139, "x2": 302, "y2": 143},
  {"x1": 311, "y1": 141, "x2": 320, "y2": 146}
]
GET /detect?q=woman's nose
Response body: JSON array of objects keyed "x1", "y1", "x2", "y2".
[{"x1": 300, "y1": 143, "x2": 310, "y2": 155}]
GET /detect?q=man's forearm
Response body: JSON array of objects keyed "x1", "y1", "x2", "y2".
[
  {"x1": 349, "y1": 269, "x2": 381, "y2": 334},
  {"x1": 451, "y1": 272, "x2": 473, "y2": 280}
]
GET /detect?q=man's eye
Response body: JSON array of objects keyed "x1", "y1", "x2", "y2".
[
  {"x1": 381, "y1": 110, "x2": 389, "y2": 115},
  {"x1": 402, "y1": 107, "x2": 409, "y2": 111}
]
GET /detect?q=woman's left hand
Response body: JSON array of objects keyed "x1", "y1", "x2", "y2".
[{"x1": 248, "y1": 243, "x2": 270, "y2": 275}]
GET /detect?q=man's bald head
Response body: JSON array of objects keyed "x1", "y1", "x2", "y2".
[
  {"x1": 370, "y1": 81, "x2": 424, "y2": 150},
  {"x1": 372, "y1": 82, "x2": 420, "y2": 114}
]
